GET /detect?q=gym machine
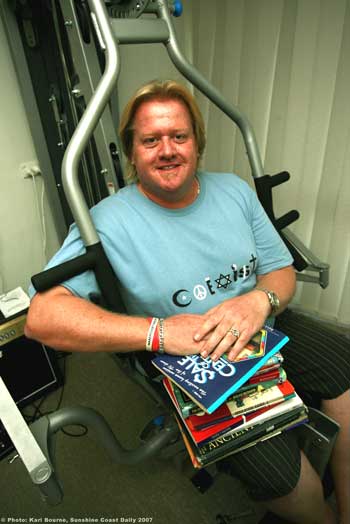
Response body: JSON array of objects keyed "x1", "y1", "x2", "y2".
[{"x1": 0, "y1": 0, "x2": 336, "y2": 506}]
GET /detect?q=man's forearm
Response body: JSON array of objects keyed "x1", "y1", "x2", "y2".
[
  {"x1": 25, "y1": 287, "x2": 149, "y2": 353},
  {"x1": 254, "y1": 265, "x2": 296, "y2": 316},
  {"x1": 25, "y1": 286, "x2": 208, "y2": 356}
]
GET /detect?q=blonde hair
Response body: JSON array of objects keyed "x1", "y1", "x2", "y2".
[{"x1": 118, "y1": 79, "x2": 206, "y2": 183}]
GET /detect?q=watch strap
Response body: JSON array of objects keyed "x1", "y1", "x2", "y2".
[{"x1": 255, "y1": 287, "x2": 280, "y2": 314}]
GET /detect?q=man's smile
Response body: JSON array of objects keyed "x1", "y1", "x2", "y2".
[{"x1": 157, "y1": 163, "x2": 181, "y2": 170}]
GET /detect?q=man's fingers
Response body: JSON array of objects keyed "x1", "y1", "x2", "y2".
[
  {"x1": 226, "y1": 334, "x2": 252, "y2": 361},
  {"x1": 193, "y1": 315, "x2": 219, "y2": 342},
  {"x1": 200, "y1": 325, "x2": 245, "y2": 360}
]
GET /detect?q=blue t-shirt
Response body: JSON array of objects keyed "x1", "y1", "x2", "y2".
[{"x1": 37, "y1": 172, "x2": 293, "y2": 317}]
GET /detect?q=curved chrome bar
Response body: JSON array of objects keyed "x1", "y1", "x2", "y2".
[
  {"x1": 62, "y1": 0, "x2": 120, "y2": 246},
  {"x1": 48, "y1": 406, "x2": 178, "y2": 465},
  {"x1": 28, "y1": 405, "x2": 178, "y2": 504},
  {"x1": 157, "y1": 0, "x2": 264, "y2": 178}
]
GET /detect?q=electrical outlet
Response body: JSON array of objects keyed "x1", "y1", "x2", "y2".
[{"x1": 19, "y1": 161, "x2": 41, "y2": 179}]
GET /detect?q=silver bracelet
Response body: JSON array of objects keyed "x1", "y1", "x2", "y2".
[{"x1": 158, "y1": 318, "x2": 165, "y2": 354}]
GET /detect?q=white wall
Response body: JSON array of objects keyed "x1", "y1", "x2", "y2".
[{"x1": 0, "y1": 17, "x2": 60, "y2": 296}]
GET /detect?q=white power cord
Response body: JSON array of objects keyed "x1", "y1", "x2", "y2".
[{"x1": 30, "y1": 168, "x2": 47, "y2": 265}]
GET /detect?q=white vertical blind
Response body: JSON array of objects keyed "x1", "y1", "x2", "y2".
[{"x1": 186, "y1": 0, "x2": 350, "y2": 325}]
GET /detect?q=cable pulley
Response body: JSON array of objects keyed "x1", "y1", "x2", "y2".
[{"x1": 106, "y1": 0, "x2": 150, "y2": 19}]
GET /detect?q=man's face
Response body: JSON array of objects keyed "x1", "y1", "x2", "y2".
[{"x1": 131, "y1": 98, "x2": 199, "y2": 205}]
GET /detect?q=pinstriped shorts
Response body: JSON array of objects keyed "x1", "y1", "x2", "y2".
[{"x1": 218, "y1": 308, "x2": 350, "y2": 501}]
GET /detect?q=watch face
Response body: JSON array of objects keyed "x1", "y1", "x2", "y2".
[
  {"x1": 256, "y1": 288, "x2": 280, "y2": 313},
  {"x1": 269, "y1": 291, "x2": 280, "y2": 310}
]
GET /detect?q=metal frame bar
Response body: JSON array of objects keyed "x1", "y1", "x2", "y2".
[
  {"x1": 156, "y1": 0, "x2": 264, "y2": 179},
  {"x1": 60, "y1": 0, "x2": 123, "y2": 197},
  {"x1": 0, "y1": 377, "x2": 62, "y2": 505},
  {"x1": 61, "y1": 0, "x2": 120, "y2": 246},
  {"x1": 110, "y1": 18, "x2": 169, "y2": 43},
  {"x1": 284, "y1": 229, "x2": 330, "y2": 288},
  {"x1": 109, "y1": 1, "x2": 264, "y2": 179},
  {"x1": 61, "y1": 0, "x2": 265, "y2": 248}
]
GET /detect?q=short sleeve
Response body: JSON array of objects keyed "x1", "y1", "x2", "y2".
[{"x1": 29, "y1": 222, "x2": 100, "y2": 300}]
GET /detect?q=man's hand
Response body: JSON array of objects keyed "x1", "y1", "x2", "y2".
[
  {"x1": 193, "y1": 290, "x2": 271, "y2": 362},
  {"x1": 163, "y1": 314, "x2": 208, "y2": 356}
]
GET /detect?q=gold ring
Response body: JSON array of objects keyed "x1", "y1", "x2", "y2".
[{"x1": 227, "y1": 327, "x2": 240, "y2": 338}]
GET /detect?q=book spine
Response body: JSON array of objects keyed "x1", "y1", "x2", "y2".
[
  {"x1": 194, "y1": 393, "x2": 294, "y2": 431},
  {"x1": 174, "y1": 416, "x2": 202, "y2": 468},
  {"x1": 222, "y1": 396, "x2": 287, "y2": 419},
  {"x1": 198, "y1": 425, "x2": 254, "y2": 454},
  {"x1": 198, "y1": 408, "x2": 307, "y2": 458},
  {"x1": 198, "y1": 413, "x2": 308, "y2": 468}
]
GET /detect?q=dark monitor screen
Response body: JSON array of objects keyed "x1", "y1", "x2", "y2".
[
  {"x1": 0, "y1": 336, "x2": 62, "y2": 406},
  {"x1": 0, "y1": 335, "x2": 62, "y2": 459}
]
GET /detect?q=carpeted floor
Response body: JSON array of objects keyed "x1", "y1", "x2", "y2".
[{"x1": 0, "y1": 351, "x2": 260, "y2": 524}]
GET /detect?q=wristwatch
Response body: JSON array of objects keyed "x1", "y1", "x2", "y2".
[{"x1": 255, "y1": 288, "x2": 280, "y2": 315}]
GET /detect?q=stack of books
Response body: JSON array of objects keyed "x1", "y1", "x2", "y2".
[{"x1": 152, "y1": 326, "x2": 308, "y2": 468}]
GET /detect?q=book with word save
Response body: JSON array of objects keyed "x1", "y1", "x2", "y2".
[{"x1": 152, "y1": 325, "x2": 289, "y2": 414}]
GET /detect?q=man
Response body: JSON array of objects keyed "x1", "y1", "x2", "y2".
[{"x1": 26, "y1": 80, "x2": 349, "y2": 523}]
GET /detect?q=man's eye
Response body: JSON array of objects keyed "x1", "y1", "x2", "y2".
[
  {"x1": 175, "y1": 134, "x2": 187, "y2": 142},
  {"x1": 143, "y1": 137, "x2": 158, "y2": 146}
]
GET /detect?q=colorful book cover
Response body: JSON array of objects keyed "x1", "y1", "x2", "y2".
[
  {"x1": 234, "y1": 329, "x2": 267, "y2": 361},
  {"x1": 187, "y1": 380, "x2": 295, "y2": 430},
  {"x1": 261, "y1": 352, "x2": 284, "y2": 367},
  {"x1": 153, "y1": 325, "x2": 289, "y2": 414},
  {"x1": 163, "y1": 376, "x2": 283, "y2": 446},
  {"x1": 172, "y1": 367, "x2": 287, "y2": 419}
]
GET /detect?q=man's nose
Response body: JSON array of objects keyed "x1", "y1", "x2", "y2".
[{"x1": 159, "y1": 137, "x2": 176, "y2": 158}]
